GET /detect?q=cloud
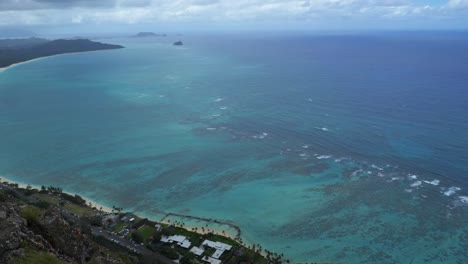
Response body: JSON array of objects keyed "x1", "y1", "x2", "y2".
[
  {"x1": 447, "y1": 0, "x2": 468, "y2": 9},
  {"x1": 0, "y1": 0, "x2": 466, "y2": 29},
  {"x1": 0, "y1": 0, "x2": 118, "y2": 10}
]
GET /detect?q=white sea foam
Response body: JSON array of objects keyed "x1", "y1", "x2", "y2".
[
  {"x1": 443, "y1": 187, "x2": 461, "y2": 197},
  {"x1": 206, "y1": 127, "x2": 217, "y2": 131},
  {"x1": 459, "y1": 196, "x2": 468, "y2": 204},
  {"x1": 404, "y1": 189, "x2": 413, "y2": 193},
  {"x1": 334, "y1": 157, "x2": 348, "y2": 163},
  {"x1": 316, "y1": 155, "x2": 332, "y2": 160},
  {"x1": 390, "y1": 177, "x2": 401, "y2": 181},
  {"x1": 307, "y1": 98, "x2": 313, "y2": 102},
  {"x1": 211, "y1": 114, "x2": 221, "y2": 117},
  {"x1": 302, "y1": 145, "x2": 309, "y2": 149},
  {"x1": 315, "y1": 127, "x2": 330, "y2": 132},
  {"x1": 410, "y1": 181, "x2": 422, "y2": 188},
  {"x1": 351, "y1": 169, "x2": 364, "y2": 177},
  {"x1": 377, "y1": 172, "x2": 385, "y2": 177},
  {"x1": 214, "y1": 98, "x2": 224, "y2": 102},
  {"x1": 371, "y1": 164, "x2": 384, "y2": 171},
  {"x1": 407, "y1": 174, "x2": 418, "y2": 180},
  {"x1": 253, "y1": 132, "x2": 268, "y2": 139},
  {"x1": 220, "y1": 107, "x2": 228, "y2": 110},
  {"x1": 423, "y1": 180, "x2": 440, "y2": 186},
  {"x1": 159, "y1": 95, "x2": 166, "y2": 98}
]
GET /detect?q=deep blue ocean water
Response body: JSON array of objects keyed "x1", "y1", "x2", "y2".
[{"x1": 1, "y1": 32, "x2": 467, "y2": 263}]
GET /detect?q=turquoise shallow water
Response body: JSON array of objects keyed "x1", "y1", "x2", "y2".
[{"x1": 1, "y1": 33, "x2": 467, "y2": 263}]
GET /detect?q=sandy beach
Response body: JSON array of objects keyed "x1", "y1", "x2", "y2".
[
  {"x1": 0, "y1": 57, "x2": 46, "y2": 73},
  {"x1": 0, "y1": 175, "x2": 113, "y2": 213}
]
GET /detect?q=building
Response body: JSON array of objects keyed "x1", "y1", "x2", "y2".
[
  {"x1": 160, "y1": 235, "x2": 192, "y2": 249},
  {"x1": 190, "y1": 246, "x2": 205, "y2": 256},
  {"x1": 201, "y1": 240, "x2": 233, "y2": 262}
]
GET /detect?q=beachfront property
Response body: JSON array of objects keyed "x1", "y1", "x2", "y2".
[
  {"x1": 199, "y1": 239, "x2": 233, "y2": 263},
  {"x1": 160, "y1": 235, "x2": 192, "y2": 249},
  {"x1": 190, "y1": 246, "x2": 205, "y2": 256},
  {"x1": 161, "y1": 235, "x2": 233, "y2": 263}
]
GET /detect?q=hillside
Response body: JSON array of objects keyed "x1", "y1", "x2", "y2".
[
  {"x1": 0, "y1": 39, "x2": 124, "y2": 68},
  {"x1": 0, "y1": 181, "x2": 286, "y2": 264}
]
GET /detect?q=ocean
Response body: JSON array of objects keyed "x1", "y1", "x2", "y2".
[{"x1": 0, "y1": 32, "x2": 467, "y2": 263}]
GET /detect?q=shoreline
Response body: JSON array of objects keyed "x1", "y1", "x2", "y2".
[
  {"x1": 0, "y1": 175, "x2": 113, "y2": 213},
  {"x1": 0, "y1": 176, "x2": 238, "y2": 238},
  {"x1": 0, "y1": 49, "x2": 115, "y2": 73},
  {"x1": 0, "y1": 57, "x2": 46, "y2": 72},
  {"x1": 0, "y1": 175, "x2": 273, "y2": 258}
]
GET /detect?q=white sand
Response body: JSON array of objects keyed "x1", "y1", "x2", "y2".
[{"x1": 0, "y1": 58, "x2": 46, "y2": 73}]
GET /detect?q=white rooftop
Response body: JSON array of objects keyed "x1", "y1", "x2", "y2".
[
  {"x1": 170, "y1": 235, "x2": 187, "y2": 243},
  {"x1": 179, "y1": 240, "x2": 192, "y2": 249},
  {"x1": 190, "y1": 246, "x2": 205, "y2": 256},
  {"x1": 212, "y1": 249, "x2": 224, "y2": 259},
  {"x1": 202, "y1": 240, "x2": 232, "y2": 251},
  {"x1": 201, "y1": 240, "x2": 232, "y2": 259},
  {"x1": 161, "y1": 235, "x2": 191, "y2": 249}
]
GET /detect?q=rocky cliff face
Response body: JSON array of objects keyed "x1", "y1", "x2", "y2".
[
  {"x1": 0, "y1": 193, "x2": 120, "y2": 264},
  {"x1": 0, "y1": 202, "x2": 55, "y2": 263}
]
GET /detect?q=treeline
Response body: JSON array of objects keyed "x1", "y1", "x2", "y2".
[
  {"x1": 0, "y1": 39, "x2": 124, "y2": 68},
  {"x1": 40, "y1": 185, "x2": 86, "y2": 206}
]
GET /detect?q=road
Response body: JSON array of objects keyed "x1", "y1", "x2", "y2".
[
  {"x1": 0, "y1": 183, "x2": 175, "y2": 264},
  {"x1": 90, "y1": 226, "x2": 175, "y2": 264}
]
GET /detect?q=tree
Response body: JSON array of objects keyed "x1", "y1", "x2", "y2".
[{"x1": 180, "y1": 252, "x2": 197, "y2": 264}]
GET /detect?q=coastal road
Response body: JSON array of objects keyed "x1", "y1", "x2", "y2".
[
  {"x1": 90, "y1": 226, "x2": 175, "y2": 264},
  {"x1": 0, "y1": 183, "x2": 174, "y2": 263}
]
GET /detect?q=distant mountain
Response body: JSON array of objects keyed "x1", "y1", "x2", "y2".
[
  {"x1": 0, "y1": 38, "x2": 48, "y2": 49},
  {"x1": 173, "y1": 41, "x2": 183, "y2": 46},
  {"x1": 134, "y1": 32, "x2": 167, "y2": 37},
  {"x1": 0, "y1": 38, "x2": 124, "y2": 68}
]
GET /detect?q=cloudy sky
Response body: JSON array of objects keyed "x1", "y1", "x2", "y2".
[{"x1": 0, "y1": 0, "x2": 467, "y2": 32}]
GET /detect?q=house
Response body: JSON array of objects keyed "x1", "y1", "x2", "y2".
[
  {"x1": 102, "y1": 214, "x2": 119, "y2": 226},
  {"x1": 190, "y1": 246, "x2": 205, "y2": 256},
  {"x1": 201, "y1": 240, "x2": 232, "y2": 260},
  {"x1": 160, "y1": 235, "x2": 192, "y2": 249}
]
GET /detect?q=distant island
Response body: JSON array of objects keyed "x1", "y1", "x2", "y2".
[
  {"x1": 0, "y1": 38, "x2": 124, "y2": 69},
  {"x1": 134, "y1": 32, "x2": 167, "y2": 37},
  {"x1": 173, "y1": 41, "x2": 184, "y2": 46}
]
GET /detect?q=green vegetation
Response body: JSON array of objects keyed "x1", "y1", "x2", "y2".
[
  {"x1": 61, "y1": 192, "x2": 86, "y2": 206},
  {"x1": 63, "y1": 202, "x2": 95, "y2": 217},
  {"x1": 133, "y1": 225, "x2": 157, "y2": 243},
  {"x1": 159, "y1": 246, "x2": 179, "y2": 260},
  {"x1": 2, "y1": 181, "x2": 284, "y2": 264},
  {"x1": 112, "y1": 222, "x2": 127, "y2": 232},
  {"x1": 31, "y1": 193, "x2": 95, "y2": 217},
  {"x1": 0, "y1": 39, "x2": 124, "y2": 68},
  {"x1": 20, "y1": 206, "x2": 42, "y2": 226},
  {"x1": 14, "y1": 250, "x2": 62, "y2": 264}
]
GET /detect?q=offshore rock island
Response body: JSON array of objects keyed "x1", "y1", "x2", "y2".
[{"x1": 0, "y1": 38, "x2": 124, "y2": 69}]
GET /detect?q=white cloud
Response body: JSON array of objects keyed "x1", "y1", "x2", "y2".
[
  {"x1": 0, "y1": 0, "x2": 466, "y2": 28},
  {"x1": 447, "y1": 0, "x2": 468, "y2": 9}
]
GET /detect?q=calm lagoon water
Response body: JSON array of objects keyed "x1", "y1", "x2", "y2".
[{"x1": 1, "y1": 32, "x2": 467, "y2": 263}]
